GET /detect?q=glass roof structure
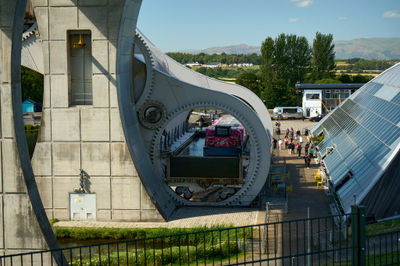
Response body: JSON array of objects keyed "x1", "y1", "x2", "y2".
[{"x1": 311, "y1": 63, "x2": 400, "y2": 216}]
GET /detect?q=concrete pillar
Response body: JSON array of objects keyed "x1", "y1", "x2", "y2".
[
  {"x1": 0, "y1": 0, "x2": 48, "y2": 256},
  {"x1": 30, "y1": 0, "x2": 163, "y2": 222}
]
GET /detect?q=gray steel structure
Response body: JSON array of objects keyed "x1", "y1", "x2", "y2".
[
  {"x1": 128, "y1": 31, "x2": 272, "y2": 213},
  {"x1": 312, "y1": 63, "x2": 400, "y2": 220},
  {"x1": 1, "y1": 0, "x2": 272, "y2": 256}
]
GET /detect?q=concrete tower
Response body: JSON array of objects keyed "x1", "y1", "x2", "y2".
[{"x1": 29, "y1": 0, "x2": 162, "y2": 222}]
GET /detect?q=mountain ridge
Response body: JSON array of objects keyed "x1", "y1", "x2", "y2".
[{"x1": 177, "y1": 38, "x2": 400, "y2": 60}]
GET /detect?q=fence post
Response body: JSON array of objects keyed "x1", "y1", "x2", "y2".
[{"x1": 351, "y1": 205, "x2": 366, "y2": 266}]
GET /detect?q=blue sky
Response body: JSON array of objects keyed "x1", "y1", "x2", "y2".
[{"x1": 137, "y1": 0, "x2": 400, "y2": 52}]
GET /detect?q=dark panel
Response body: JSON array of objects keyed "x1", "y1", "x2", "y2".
[
  {"x1": 361, "y1": 150, "x2": 400, "y2": 220},
  {"x1": 169, "y1": 156, "x2": 240, "y2": 178}
]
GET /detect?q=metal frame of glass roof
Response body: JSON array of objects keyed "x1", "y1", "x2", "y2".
[{"x1": 311, "y1": 63, "x2": 400, "y2": 219}]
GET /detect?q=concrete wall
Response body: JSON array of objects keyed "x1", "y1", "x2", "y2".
[
  {"x1": 0, "y1": 0, "x2": 48, "y2": 255},
  {"x1": 30, "y1": 0, "x2": 163, "y2": 222}
]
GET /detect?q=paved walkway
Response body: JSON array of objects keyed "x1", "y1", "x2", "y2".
[
  {"x1": 263, "y1": 119, "x2": 333, "y2": 265},
  {"x1": 277, "y1": 148, "x2": 331, "y2": 220},
  {"x1": 269, "y1": 119, "x2": 331, "y2": 221},
  {"x1": 54, "y1": 207, "x2": 262, "y2": 228}
]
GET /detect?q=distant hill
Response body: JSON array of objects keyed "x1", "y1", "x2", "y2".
[
  {"x1": 334, "y1": 38, "x2": 400, "y2": 60},
  {"x1": 179, "y1": 38, "x2": 400, "y2": 60},
  {"x1": 183, "y1": 44, "x2": 261, "y2": 55}
]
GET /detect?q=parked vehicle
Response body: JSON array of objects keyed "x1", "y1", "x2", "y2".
[
  {"x1": 272, "y1": 107, "x2": 303, "y2": 120},
  {"x1": 309, "y1": 114, "x2": 325, "y2": 122}
]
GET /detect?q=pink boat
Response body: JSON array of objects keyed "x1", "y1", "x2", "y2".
[{"x1": 204, "y1": 116, "x2": 245, "y2": 156}]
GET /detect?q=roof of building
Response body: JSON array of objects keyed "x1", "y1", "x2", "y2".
[
  {"x1": 311, "y1": 63, "x2": 400, "y2": 219},
  {"x1": 296, "y1": 83, "x2": 365, "y2": 90},
  {"x1": 22, "y1": 98, "x2": 36, "y2": 104}
]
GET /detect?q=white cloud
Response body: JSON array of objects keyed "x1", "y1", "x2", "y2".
[
  {"x1": 288, "y1": 18, "x2": 299, "y2": 22},
  {"x1": 294, "y1": 0, "x2": 313, "y2": 8},
  {"x1": 337, "y1": 16, "x2": 348, "y2": 21},
  {"x1": 383, "y1": 10, "x2": 400, "y2": 18}
]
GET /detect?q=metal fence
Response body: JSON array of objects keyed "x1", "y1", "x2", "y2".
[
  {"x1": 367, "y1": 229, "x2": 400, "y2": 265},
  {"x1": 1, "y1": 206, "x2": 399, "y2": 265}
]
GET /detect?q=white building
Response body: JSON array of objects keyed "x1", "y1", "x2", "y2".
[
  {"x1": 185, "y1": 62, "x2": 201, "y2": 67},
  {"x1": 229, "y1": 63, "x2": 254, "y2": 68},
  {"x1": 296, "y1": 83, "x2": 364, "y2": 118},
  {"x1": 204, "y1": 62, "x2": 221, "y2": 68}
]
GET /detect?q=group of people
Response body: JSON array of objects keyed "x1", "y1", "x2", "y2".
[{"x1": 272, "y1": 123, "x2": 315, "y2": 169}]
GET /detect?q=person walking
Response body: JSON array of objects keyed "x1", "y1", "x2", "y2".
[
  {"x1": 272, "y1": 138, "x2": 277, "y2": 149},
  {"x1": 299, "y1": 136, "x2": 303, "y2": 146},
  {"x1": 309, "y1": 145, "x2": 314, "y2": 158},
  {"x1": 304, "y1": 142, "x2": 310, "y2": 156},
  {"x1": 288, "y1": 142, "x2": 293, "y2": 154},
  {"x1": 297, "y1": 143, "x2": 302, "y2": 158},
  {"x1": 284, "y1": 137, "x2": 288, "y2": 149},
  {"x1": 278, "y1": 138, "x2": 283, "y2": 150},
  {"x1": 304, "y1": 155, "x2": 311, "y2": 169}
]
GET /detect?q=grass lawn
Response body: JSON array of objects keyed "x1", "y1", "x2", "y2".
[{"x1": 366, "y1": 218, "x2": 400, "y2": 234}]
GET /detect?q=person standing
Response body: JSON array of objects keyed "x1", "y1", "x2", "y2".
[
  {"x1": 284, "y1": 136, "x2": 288, "y2": 149},
  {"x1": 309, "y1": 145, "x2": 314, "y2": 158},
  {"x1": 272, "y1": 138, "x2": 277, "y2": 149},
  {"x1": 297, "y1": 143, "x2": 302, "y2": 158},
  {"x1": 304, "y1": 155, "x2": 311, "y2": 169},
  {"x1": 304, "y1": 142, "x2": 310, "y2": 156},
  {"x1": 299, "y1": 136, "x2": 303, "y2": 146},
  {"x1": 278, "y1": 138, "x2": 283, "y2": 150}
]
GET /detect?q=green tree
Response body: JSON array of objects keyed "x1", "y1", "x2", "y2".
[
  {"x1": 338, "y1": 74, "x2": 352, "y2": 83},
  {"x1": 351, "y1": 74, "x2": 374, "y2": 83},
  {"x1": 311, "y1": 32, "x2": 336, "y2": 80},
  {"x1": 260, "y1": 33, "x2": 311, "y2": 107},
  {"x1": 314, "y1": 78, "x2": 341, "y2": 83},
  {"x1": 235, "y1": 72, "x2": 262, "y2": 96},
  {"x1": 21, "y1": 66, "x2": 43, "y2": 102}
]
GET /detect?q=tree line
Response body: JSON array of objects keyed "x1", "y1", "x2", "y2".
[
  {"x1": 168, "y1": 33, "x2": 382, "y2": 108},
  {"x1": 167, "y1": 51, "x2": 396, "y2": 72},
  {"x1": 336, "y1": 58, "x2": 394, "y2": 72},
  {"x1": 166, "y1": 52, "x2": 261, "y2": 65}
]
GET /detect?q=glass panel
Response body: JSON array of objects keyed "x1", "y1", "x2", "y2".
[{"x1": 311, "y1": 64, "x2": 400, "y2": 214}]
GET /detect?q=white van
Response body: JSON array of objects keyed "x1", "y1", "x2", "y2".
[{"x1": 272, "y1": 107, "x2": 303, "y2": 120}]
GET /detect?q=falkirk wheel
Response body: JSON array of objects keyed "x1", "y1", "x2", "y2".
[
  {"x1": 128, "y1": 31, "x2": 272, "y2": 210},
  {"x1": 0, "y1": 0, "x2": 272, "y2": 258}
]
